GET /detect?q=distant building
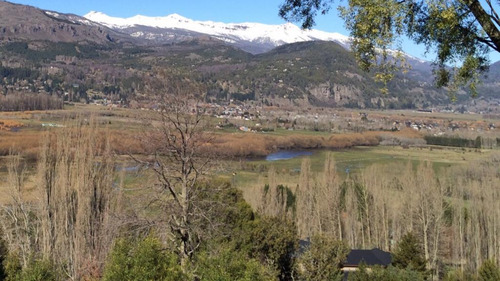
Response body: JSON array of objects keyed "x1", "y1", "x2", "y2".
[
  {"x1": 342, "y1": 248, "x2": 392, "y2": 279},
  {"x1": 296, "y1": 241, "x2": 392, "y2": 279}
]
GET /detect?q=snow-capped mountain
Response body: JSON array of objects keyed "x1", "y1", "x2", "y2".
[{"x1": 84, "y1": 11, "x2": 351, "y2": 53}]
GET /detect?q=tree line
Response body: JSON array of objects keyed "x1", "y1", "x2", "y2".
[
  {"x1": 0, "y1": 93, "x2": 63, "y2": 111},
  {"x1": 257, "y1": 151, "x2": 500, "y2": 280}
]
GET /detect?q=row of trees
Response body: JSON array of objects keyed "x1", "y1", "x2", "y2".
[
  {"x1": 0, "y1": 120, "x2": 118, "y2": 279},
  {"x1": 424, "y1": 135, "x2": 483, "y2": 148},
  {"x1": 0, "y1": 93, "x2": 63, "y2": 111},
  {"x1": 258, "y1": 152, "x2": 500, "y2": 279}
]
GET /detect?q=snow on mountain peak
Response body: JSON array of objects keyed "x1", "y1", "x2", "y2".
[
  {"x1": 84, "y1": 12, "x2": 351, "y2": 50},
  {"x1": 84, "y1": 11, "x2": 132, "y2": 28},
  {"x1": 166, "y1": 13, "x2": 190, "y2": 22}
]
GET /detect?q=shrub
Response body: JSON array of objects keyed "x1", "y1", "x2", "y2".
[
  {"x1": 297, "y1": 234, "x2": 349, "y2": 281},
  {"x1": 478, "y1": 259, "x2": 500, "y2": 281},
  {"x1": 236, "y1": 216, "x2": 297, "y2": 281},
  {"x1": 349, "y1": 264, "x2": 425, "y2": 281},
  {"x1": 196, "y1": 248, "x2": 277, "y2": 281},
  {"x1": 102, "y1": 236, "x2": 185, "y2": 281},
  {"x1": 3, "y1": 253, "x2": 58, "y2": 281}
]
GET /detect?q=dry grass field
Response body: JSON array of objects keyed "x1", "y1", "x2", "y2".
[{"x1": 0, "y1": 105, "x2": 433, "y2": 159}]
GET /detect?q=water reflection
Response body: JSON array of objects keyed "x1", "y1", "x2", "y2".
[{"x1": 266, "y1": 150, "x2": 313, "y2": 161}]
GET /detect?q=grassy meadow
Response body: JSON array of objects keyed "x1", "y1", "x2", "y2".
[{"x1": 227, "y1": 145, "x2": 497, "y2": 207}]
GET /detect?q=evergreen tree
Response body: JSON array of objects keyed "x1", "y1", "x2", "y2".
[
  {"x1": 478, "y1": 259, "x2": 500, "y2": 281},
  {"x1": 297, "y1": 234, "x2": 349, "y2": 281},
  {"x1": 392, "y1": 232, "x2": 427, "y2": 273},
  {"x1": 102, "y1": 236, "x2": 185, "y2": 281},
  {"x1": 0, "y1": 232, "x2": 6, "y2": 281},
  {"x1": 236, "y1": 216, "x2": 297, "y2": 281}
]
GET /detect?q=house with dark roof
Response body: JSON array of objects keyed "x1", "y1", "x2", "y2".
[
  {"x1": 342, "y1": 248, "x2": 392, "y2": 279},
  {"x1": 297, "y1": 240, "x2": 392, "y2": 278}
]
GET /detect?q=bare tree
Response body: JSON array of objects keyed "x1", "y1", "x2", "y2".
[
  {"x1": 413, "y1": 162, "x2": 444, "y2": 275},
  {"x1": 318, "y1": 152, "x2": 342, "y2": 239},
  {"x1": 36, "y1": 118, "x2": 118, "y2": 280},
  {"x1": 0, "y1": 153, "x2": 39, "y2": 268},
  {"x1": 296, "y1": 157, "x2": 317, "y2": 238},
  {"x1": 0, "y1": 119, "x2": 119, "y2": 280},
  {"x1": 259, "y1": 166, "x2": 290, "y2": 218},
  {"x1": 137, "y1": 83, "x2": 213, "y2": 269}
]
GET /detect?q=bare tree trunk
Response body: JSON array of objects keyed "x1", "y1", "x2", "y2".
[
  {"x1": 139, "y1": 89, "x2": 212, "y2": 272},
  {"x1": 0, "y1": 153, "x2": 38, "y2": 267},
  {"x1": 37, "y1": 118, "x2": 117, "y2": 279},
  {"x1": 296, "y1": 157, "x2": 313, "y2": 238}
]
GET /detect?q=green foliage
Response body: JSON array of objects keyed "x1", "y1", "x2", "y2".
[
  {"x1": 279, "y1": 0, "x2": 331, "y2": 29},
  {"x1": 392, "y1": 232, "x2": 427, "y2": 273},
  {"x1": 279, "y1": 0, "x2": 496, "y2": 96},
  {"x1": 235, "y1": 216, "x2": 297, "y2": 281},
  {"x1": 280, "y1": 185, "x2": 296, "y2": 212},
  {"x1": 0, "y1": 231, "x2": 6, "y2": 280},
  {"x1": 297, "y1": 234, "x2": 349, "y2": 281},
  {"x1": 340, "y1": 0, "x2": 407, "y2": 90},
  {"x1": 263, "y1": 184, "x2": 296, "y2": 213},
  {"x1": 478, "y1": 259, "x2": 500, "y2": 281},
  {"x1": 348, "y1": 264, "x2": 425, "y2": 281},
  {"x1": 3, "y1": 253, "x2": 22, "y2": 281},
  {"x1": 102, "y1": 181, "x2": 291, "y2": 281},
  {"x1": 424, "y1": 135, "x2": 482, "y2": 149},
  {"x1": 17, "y1": 260, "x2": 57, "y2": 281},
  {"x1": 443, "y1": 268, "x2": 477, "y2": 281},
  {"x1": 195, "y1": 179, "x2": 255, "y2": 243},
  {"x1": 102, "y1": 237, "x2": 185, "y2": 281},
  {"x1": 196, "y1": 248, "x2": 278, "y2": 281},
  {"x1": 2, "y1": 41, "x2": 106, "y2": 62},
  {"x1": 0, "y1": 65, "x2": 39, "y2": 81},
  {"x1": 3, "y1": 253, "x2": 58, "y2": 281}
]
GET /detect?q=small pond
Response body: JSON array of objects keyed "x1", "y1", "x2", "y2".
[{"x1": 265, "y1": 150, "x2": 313, "y2": 161}]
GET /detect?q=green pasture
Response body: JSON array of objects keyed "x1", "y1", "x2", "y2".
[{"x1": 230, "y1": 145, "x2": 496, "y2": 190}]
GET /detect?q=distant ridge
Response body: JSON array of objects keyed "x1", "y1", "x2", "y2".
[{"x1": 0, "y1": 1, "x2": 132, "y2": 44}]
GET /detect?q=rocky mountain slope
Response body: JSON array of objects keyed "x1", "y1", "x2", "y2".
[{"x1": 0, "y1": 1, "x2": 132, "y2": 44}]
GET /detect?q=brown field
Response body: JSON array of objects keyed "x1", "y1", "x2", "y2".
[
  {"x1": 0, "y1": 119, "x2": 24, "y2": 130},
  {"x1": 0, "y1": 105, "x2": 430, "y2": 161},
  {"x1": 1, "y1": 104, "x2": 497, "y2": 163},
  {"x1": 0, "y1": 125, "x2": 394, "y2": 158}
]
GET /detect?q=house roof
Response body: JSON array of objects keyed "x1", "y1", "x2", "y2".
[
  {"x1": 344, "y1": 248, "x2": 392, "y2": 267},
  {"x1": 296, "y1": 239, "x2": 311, "y2": 256}
]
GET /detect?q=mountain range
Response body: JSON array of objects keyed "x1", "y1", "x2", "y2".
[
  {"x1": 81, "y1": 10, "x2": 437, "y2": 85},
  {"x1": 0, "y1": 0, "x2": 498, "y2": 111},
  {"x1": 83, "y1": 11, "x2": 352, "y2": 54}
]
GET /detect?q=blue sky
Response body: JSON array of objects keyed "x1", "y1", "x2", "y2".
[{"x1": 8, "y1": 0, "x2": 500, "y2": 62}]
